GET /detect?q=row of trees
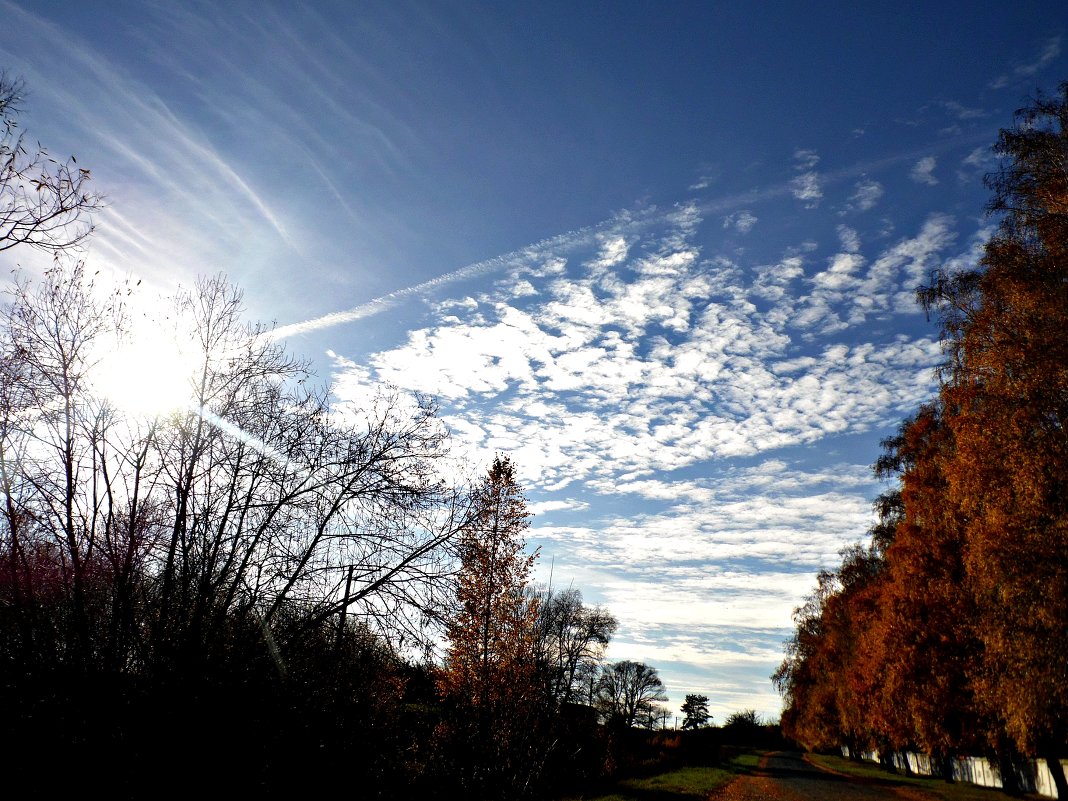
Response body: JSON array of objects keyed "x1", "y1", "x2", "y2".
[
  {"x1": 774, "y1": 85, "x2": 1068, "y2": 798},
  {"x1": 2, "y1": 70, "x2": 476, "y2": 794},
  {"x1": 0, "y1": 261, "x2": 479, "y2": 794}
]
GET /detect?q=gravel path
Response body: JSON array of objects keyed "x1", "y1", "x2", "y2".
[{"x1": 710, "y1": 752, "x2": 936, "y2": 801}]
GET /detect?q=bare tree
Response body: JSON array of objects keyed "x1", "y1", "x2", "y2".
[
  {"x1": 0, "y1": 267, "x2": 465, "y2": 678},
  {"x1": 0, "y1": 262, "x2": 124, "y2": 664},
  {"x1": 638, "y1": 702, "x2": 672, "y2": 731},
  {"x1": 1, "y1": 72, "x2": 103, "y2": 254},
  {"x1": 143, "y1": 274, "x2": 465, "y2": 666},
  {"x1": 534, "y1": 586, "x2": 617, "y2": 705},
  {"x1": 595, "y1": 659, "x2": 668, "y2": 728}
]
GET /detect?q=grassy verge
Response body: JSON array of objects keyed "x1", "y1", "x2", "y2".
[
  {"x1": 558, "y1": 751, "x2": 758, "y2": 800},
  {"x1": 807, "y1": 753, "x2": 1046, "y2": 801}
]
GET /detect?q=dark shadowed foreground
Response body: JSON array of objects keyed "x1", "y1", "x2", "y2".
[{"x1": 714, "y1": 752, "x2": 939, "y2": 801}]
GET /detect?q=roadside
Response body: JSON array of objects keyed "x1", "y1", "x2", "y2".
[
  {"x1": 556, "y1": 750, "x2": 760, "y2": 800},
  {"x1": 558, "y1": 750, "x2": 1052, "y2": 801},
  {"x1": 807, "y1": 753, "x2": 1050, "y2": 801}
]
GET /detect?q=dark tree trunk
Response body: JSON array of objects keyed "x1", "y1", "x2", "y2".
[
  {"x1": 994, "y1": 739, "x2": 1024, "y2": 796},
  {"x1": 900, "y1": 751, "x2": 913, "y2": 776},
  {"x1": 934, "y1": 750, "x2": 955, "y2": 783},
  {"x1": 1045, "y1": 752, "x2": 1068, "y2": 801}
]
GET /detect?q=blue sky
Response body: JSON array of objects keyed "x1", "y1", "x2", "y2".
[{"x1": 2, "y1": 1, "x2": 1065, "y2": 722}]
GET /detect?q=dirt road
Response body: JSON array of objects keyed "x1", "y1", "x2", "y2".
[{"x1": 712, "y1": 752, "x2": 934, "y2": 801}]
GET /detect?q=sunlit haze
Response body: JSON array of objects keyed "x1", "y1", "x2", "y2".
[{"x1": 92, "y1": 301, "x2": 198, "y2": 417}]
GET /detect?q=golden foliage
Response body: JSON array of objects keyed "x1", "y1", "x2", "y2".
[{"x1": 777, "y1": 85, "x2": 1068, "y2": 779}]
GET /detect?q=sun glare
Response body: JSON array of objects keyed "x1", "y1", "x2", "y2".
[{"x1": 94, "y1": 312, "x2": 200, "y2": 418}]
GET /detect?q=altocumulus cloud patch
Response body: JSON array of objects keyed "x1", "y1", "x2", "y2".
[{"x1": 322, "y1": 195, "x2": 974, "y2": 713}]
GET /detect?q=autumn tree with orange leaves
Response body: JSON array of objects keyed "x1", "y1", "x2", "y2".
[
  {"x1": 774, "y1": 545, "x2": 884, "y2": 756},
  {"x1": 922, "y1": 82, "x2": 1068, "y2": 796},
  {"x1": 866, "y1": 405, "x2": 990, "y2": 773},
  {"x1": 777, "y1": 83, "x2": 1068, "y2": 797},
  {"x1": 437, "y1": 455, "x2": 544, "y2": 799}
]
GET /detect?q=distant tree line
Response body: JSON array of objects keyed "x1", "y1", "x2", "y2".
[{"x1": 773, "y1": 84, "x2": 1068, "y2": 800}]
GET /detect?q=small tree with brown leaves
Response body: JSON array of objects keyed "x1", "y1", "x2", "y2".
[{"x1": 438, "y1": 455, "x2": 543, "y2": 798}]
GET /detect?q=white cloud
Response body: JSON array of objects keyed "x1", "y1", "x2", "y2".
[
  {"x1": 723, "y1": 210, "x2": 758, "y2": 234},
  {"x1": 958, "y1": 146, "x2": 997, "y2": 182},
  {"x1": 787, "y1": 214, "x2": 954, "y2": 334},
  {"x1": 600, "y1": 573, "x2": 813, "y2": 631},
  {"x1": 436, "y1": 296, "x2": 479, "y2": 312},
  {"x1": 364, "y1": 308, "x2": 554, "y2": 399},
  {"x1": 844, "y1": 178, "x2": 884, "y2": 213},
  {"x1": 942, "y1": 100, "x2": 986, "y2": 120},
  {"x1": 340, "y1": 311, "x2": 939, "y2": 492},
  {"x1": 790, "y1": 172, "x2": 823, "y2": 207},
  {"x1": 689, "y1": 174, "x2": 717, "y2": 191},
  {"x1": 962, "y1": 147, "x2": 992, "y2": 169},
  {"x1": 510, "y1": 279, "x2": 538, "y2": 297},
  {"x1": 990, "y1": 36, "x2": 1061, "y2": 89},
  {"x1": 910, "y1": 156, "x2": 939, "y2": 186},
  {"x1": 751, "y1": 256, "x2": 804, "y2": 304},
  {"x1": 589, "y1": 236, "x2": 630, "y2": 270},
  {"x1": 528, "y1": 498, "x2": 590, "y2": 515},
  {"x1": 793, "y1": 149, "x2": 820, "y2": 170},
  {"x1": 531, "y1": 460, "x2": 884, "y2": 637},
  {"x1": 326, "y1": 207, "x2": 961, "y2": 495},
  {"x1": 788, "y1": 149, "x2": 823, "y2": 208},
  {"x1": 813, "y1": 252, "x2": 865, "y2": 293},
  {"x1": 837, "y1": 225, "x2": 860, "y2": 253},
  {"x1": 688, "y1": 165, "x2": 721, "y2": 191},
  {"x1": 875, "y1": 213, "x2": 956, "y2": 311}
]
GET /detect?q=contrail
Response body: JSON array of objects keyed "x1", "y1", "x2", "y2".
[
  {"x1": 269, "y1": 128, "x2": 995, "y2": 341},
  {"x1": 268, "y1": 209, "x2": 661, "y2": 340}
]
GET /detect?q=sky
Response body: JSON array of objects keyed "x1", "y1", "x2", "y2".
[{"x1": 1, "y1": 0, "x2": 1066, "y2": 723}]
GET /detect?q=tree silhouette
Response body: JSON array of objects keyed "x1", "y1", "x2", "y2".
[
  {"x1": 681, "y1": 694, "x2": 711, "y2": 729},
  {"x1": 0, "y1": 266, "x2": 465, "y2": 797},
  {"x1": 534, "y1": 586, "x2": 617, "y2": 705},
  {"x1": 595, "y1": 659, "x2": 668, "y2": 728},
  {"x1": 1, "y1": 72, "x2": 102, "y2": 253}
]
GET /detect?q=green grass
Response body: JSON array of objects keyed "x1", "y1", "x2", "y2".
[
  {"x1": 614, "y1": 764, "x2": 737, "y2": 798},
  {"x1": 806, "y1": 753, "x2": 1046, "y2": 801},
  {"x1": 729, "y1": 752, "x2": 761, "y2": 771},
  {"x1": 559, "y1": 752, "x2": 756, "y2": 800}
]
